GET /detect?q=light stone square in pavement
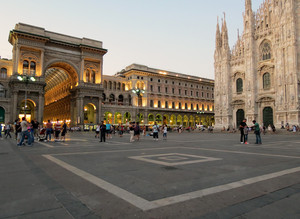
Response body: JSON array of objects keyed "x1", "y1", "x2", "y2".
[{"x1": 1, "y1": 131, "x2": 300, "y2": 218}]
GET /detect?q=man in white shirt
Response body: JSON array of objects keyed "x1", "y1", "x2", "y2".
[{"x1": 17, "y1": 117, "x2": 32, "y2": 146}]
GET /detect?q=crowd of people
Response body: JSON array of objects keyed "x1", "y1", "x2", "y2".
[
  {"x1": 0, "y1": 117, "x2": 68, "y2": 146},
  {"x1": 94, "y1": 121, "x2": 169, "y2": 143}
]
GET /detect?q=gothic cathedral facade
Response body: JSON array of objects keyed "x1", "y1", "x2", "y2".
[{"x1": 214, "y1": 0, "x2": 300, "y2": 129}]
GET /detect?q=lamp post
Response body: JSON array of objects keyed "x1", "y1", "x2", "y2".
[
  {"x1": 132, "y1": 88, "x2": 145, "y2": 122},
  {"x1": 17, "y1": 75, "x2": 36, "y2": 119}
]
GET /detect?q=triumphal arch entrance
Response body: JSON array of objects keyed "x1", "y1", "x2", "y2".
[{"x1": 8, "y1": 23, "x2": 107, "y2": 126}]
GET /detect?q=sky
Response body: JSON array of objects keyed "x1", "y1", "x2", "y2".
[{"x1": 0, "y1": 0, "x2": 262, "y2": 79}]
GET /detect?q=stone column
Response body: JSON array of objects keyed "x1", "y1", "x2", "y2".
[
  {"x1": 38, "y1": 93, "x2": 44, "y2": 123},
  {"x1": 40, "y1": 49, "x2": 45, "y2": 76},
  {"x1": 13, "y1": 45, "x2": 20, "y2": 74},
  {"x1": 80, "y1": 56, "x2": 84, "y2": 82},
  {"x1": 12, "y1": 91, "x2": 18, "y2": 120}
]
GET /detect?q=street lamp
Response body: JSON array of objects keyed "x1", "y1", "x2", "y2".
[
  {"x1": 132, "y1": 88, "x2": 145, "y2": 122},
  {"x1": 17, "y1": 75, "x2": 36, "y2": 118}
]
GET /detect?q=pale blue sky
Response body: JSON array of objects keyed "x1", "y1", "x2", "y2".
[{"x1": 0, "y1": 0, "x2": 262, "y2": 79}]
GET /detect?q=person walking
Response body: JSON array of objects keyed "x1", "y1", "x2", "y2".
[
  {"x1": 239, "y1": 119, "x2": 247, "y2": 144},
  {"x1": 31, "y1": 119, "x2": 39, "y2": 139},
  {"x1": 163, "y1": 125, "x2": 168, "y2": 140},
  {"x1": 4, "y1": 122, "x2": 12, "y2": 138},
  {"x1": 252, "y1": 120, "x2": 262, "y2": 144},
  {"x1": 106, "y1": 122, "x2": 112, "y2": 139},
  {"x1": 61, "y1": 120, "x2": 67, "y2": 142},
  {"x1": 134, "y1": 122, "x2": 140, "y2": 141},
  {"x1": 99, "y1": 121, "x2": 106, "y2": 142},
  {"x1": 45, "y1": 120, "x2": 53, "y2": 142},
  {"x1": 95, "y1": 123, "x2": 100, "y2": 138},
  {"x1": 54, "y1": 119, "x2": 61, "y2": 142},
  {"x1": 17, "y1": 117, "x2": 32, "y2": 146},
  {"x1": 152, "y1": 122, "x2": 159, "y2": 141},
  {"x1": 129, "y1": 122, "x2": 135, "y2": 142},
  {"x1": 15, "y1": 118, "x2": 21, "y2": 144}
]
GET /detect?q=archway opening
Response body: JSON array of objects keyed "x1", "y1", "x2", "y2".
[
  {"x1": 43, "y1": 62, "x2": 78, "y2": 124},
  {"x1": 170, "y1": 114, "x2": 176, "y2": 126},
  {"x1": 148, "y1": 114, "x2": 154, "y2": 125},
  {"x1": 263, "y1": 107, "x2": 273, "y2": 127},
  {"x1": 163, "y1": 114, "x2": 169, "y2": 125},
  {"x1": 115, "y1": 112, "x2": 122, "y2": 124},
  {"x1": 19, "y1": 99, "x2": 36, "y2": 121},
  {"x1": 84, "y1": 103, "x2": 96, "y2": 124},
  {"x1": 236, "y1": 109, "x2": 245, "y2": 127},
  {"x1": 123, "y1": 112, "x2": 131, "y2": 124}
]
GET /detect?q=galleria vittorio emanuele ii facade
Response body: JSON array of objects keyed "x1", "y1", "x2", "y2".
[
  {"x1": 0, "y1": 23, "x2": 214, "y2": 129},
  {"x1": 214, "y1": 0, "x2": 300, "y2": 129}
]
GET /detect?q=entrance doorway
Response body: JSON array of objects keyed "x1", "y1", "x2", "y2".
[
  {"x1": 236, "y1": 109, "x2": 245, "y2": 127},
  {"x1": 263, "y1": 107, "x2": 273, "y2": 127},
  {"x1": 84, "y1": 104, "x2": 96, "y2": 124},
  {"x1": 43, "y1": 62, "x2": 78, "y2": 124}
]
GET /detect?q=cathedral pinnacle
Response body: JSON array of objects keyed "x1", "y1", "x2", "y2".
[
  {"x1": 245, "y1": 0, "x2": 252, "y2": 10},
  {"x1": 215, "y1": 16, "x2": 221, "y2": 48}
]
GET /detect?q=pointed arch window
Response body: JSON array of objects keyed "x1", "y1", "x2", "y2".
[
  {"x1": 236, "y1": 78, "x2": 243, "y2": 93},
  {"x1": 263, "y1": 72, "x2": 271, "y2": 89},
  {"x1": 261, "y1": 42, "x2": 271, "y2": 60}
]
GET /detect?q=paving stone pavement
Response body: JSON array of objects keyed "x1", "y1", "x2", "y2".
[{"x1": 0, "y1": 131, "x2": 299, "y2": 218}]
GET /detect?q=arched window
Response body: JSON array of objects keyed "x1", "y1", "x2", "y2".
[
  {"x1": 236, "y1": 78, "x2": 243, "y2": 93},
  {"x1": 261, "y1": 41, "x2": 271, "y2": 60},
  {"x1": 113, "y1": 82, "x2": 117, "y2": 90},
  {"x1": 86, "y1": 69, "x2": 90, "y2": 83},
  {"x1": 109, "y1": 81, "x2": 112, "y2": 90},
  {"x1": 263, "y1": 73, "x2": 271, "y2": 89},
  {"x1": 23, "y1": 60, "x2": 29, "y2": 74},
  {"x1": 118, "y1": 82, "x2": 121, "y2": 90},
  {"x1": 91, "y1": 70, "x2": 95, "y2": 83},
  {"x1": 118, "y1": 95, "x2": 124, "y2": 104},
  {"x1": 102, "y1": 93, "x2": 106, "y2": 101},
  {"x1": 30, "y1": 61, "x2": 36, "y2": 76},
  {"x1": 104, "y1": 81, "x2": 107, "y2": 89},
  {"x1": 109, "y1": 94, "x2": 115, "y2": 103},
  {"x1": 0, "y1": 68, "x2": 7, "y2": 78}
]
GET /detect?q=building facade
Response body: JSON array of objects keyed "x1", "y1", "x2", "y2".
[
  {"x1": 214, "y1": 0, "x2": 300, "y2": 129},
  {"x1": 101, "y1": 64, "x2": 214, "y2": 128},
  {"x1": 0, "y1": 23, "x2": 214, "y2": 128}
]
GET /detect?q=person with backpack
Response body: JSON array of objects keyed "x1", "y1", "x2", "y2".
[
  {"x1": 152, "y1": 122, "x2": 159, "y2": 140},
  {"x1": 134, "y1": 122, "x2": 140, "y2": 141}
]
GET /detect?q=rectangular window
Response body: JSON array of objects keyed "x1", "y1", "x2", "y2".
[
  {"x1": 179, "y1": 89, "x2": 181, "y2": 95},
  {"x1": 158, "y1": 101, "x2": 161, "y2": 108},
  {"x1": 196, "y1": 92, "x2": 199, "y2": 97},
  {"x1": 202, "y1": 92, "x2": 204, "y2": 97},
  {"x1": 207, "y1": 93, "x2": 209, "y2": 98},
  {"x1": 185, "y1": 90, "x2": 187, "y2": 95},
  {"x1": 165, "y1": 101, "x2": 168, "y2": 108},
  {"x1": 191, "y1": 91, "x2": 193, "y2": 96},
  {"x1": 158, "y1": 86, "x2": 161, "y2": 93},
  {"x1": 172, "y1": 102, "x2": 175, "y2": 109},
  {"x1": 165, "y1": 87, "x2": 168, "y2": 93},
  {"x1": 172, "y1": 88, "x2": 175, "y2": 94},
  {"x1": 150, "y1": 100, "x2": 154, "y2": 107},
  {"x1": 150, "y1": 85, "x2": 153, "y2": 92}
]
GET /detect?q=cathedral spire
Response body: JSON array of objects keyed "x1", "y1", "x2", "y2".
[
  {"x1": 245, "y1": 0, "x2": 252, "y2": 10},
  {"x1": 221, "y1": 12, "x2": 229, "y2": 49},
  {"x1": 215, "y1": 17, "x2": 221, "y2": 48}
]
